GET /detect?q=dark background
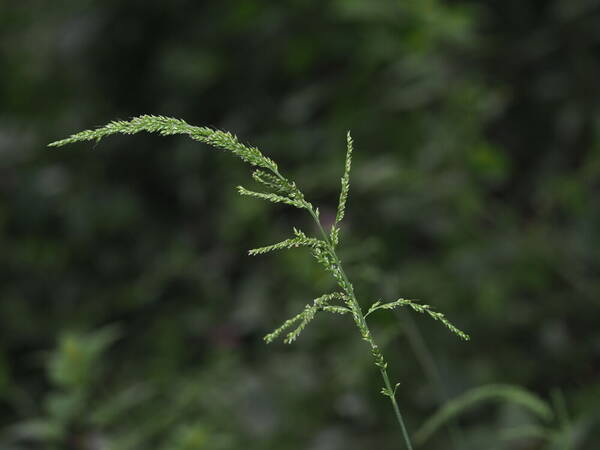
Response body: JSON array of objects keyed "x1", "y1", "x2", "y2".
[{"x1": 1, "y1": 1, "x2": 600, "y2": 449}]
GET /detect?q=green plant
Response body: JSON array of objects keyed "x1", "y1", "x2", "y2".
[
  {"x1": 3, "y1": 327, "x2": 121, "y2": 448},
  {"x1": 49, "y1": 115, "x2": 470, "y2": 449},
  {"x1": 2, "y1": 326, "x2": 235, "y2": 450},
  {"x1": 415, "y1": 384, "x2": 589, "y2": 450}
]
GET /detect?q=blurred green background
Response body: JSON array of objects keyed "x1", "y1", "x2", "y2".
[{"x1": 1, "y1": 1, "x2": 600, "y2": 449}]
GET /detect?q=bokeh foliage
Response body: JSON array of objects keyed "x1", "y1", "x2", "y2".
[{"x1": 1, "y1": 1, "x2": 599, "y2": 449}]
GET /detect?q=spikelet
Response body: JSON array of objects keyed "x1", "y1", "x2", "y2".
[{"x1": 329, "y1": 225, "x2": 340, "y2": 247}]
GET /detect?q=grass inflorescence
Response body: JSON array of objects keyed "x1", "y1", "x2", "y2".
[{"x1": 50, "y1": 115, "x2": 470, "y2": 449}]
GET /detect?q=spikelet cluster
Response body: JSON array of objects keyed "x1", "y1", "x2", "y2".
[
  {"x1": 249, "y1": 228, "x2": 324, "y2": 256},
  {"x1": 335, "y1": 132, "x2": 353, "y2": 225},
  {"x1": 49, "y1": 115, "x2": 278, "y2": 171},
  {"x1": 237, "y1": 186, "x2": 307, "y2": 209}
]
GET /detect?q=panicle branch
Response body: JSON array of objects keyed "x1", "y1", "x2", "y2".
[
  {"x1": 264, "y1": 292, "x2": 350, "y2": 344},
  {"x1": 236, "y1": 186, "x2": 307, "y2": 209},
  {"x1": 49, "y1": 115, "x2": 278, "y2": 171},
  {"x1": 366, "y1": 298, "x2": 470, "y2": 341},
  {"x1": 249, "y1": 228, "x2": 325, "y2": 256},
  {"x1": 335, "y1": 131, "x2": 353, "y2": 226}
]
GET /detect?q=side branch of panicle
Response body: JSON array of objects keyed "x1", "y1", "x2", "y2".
[
  {"x1": 264, "y1": 292, "x2": 350, "y2": 344},
  {"x1": 49, "y1": 115, "x2": 278, "y2": 171},
  {"x1": 249, "y1": 228, "x2": 325, "y2": 256},
  {"x1": 366, "y1": 298, "x2": 470, "y2": 341},
  {"x1": 335, "y1": 131, "x2": 353, "y2": 226}
]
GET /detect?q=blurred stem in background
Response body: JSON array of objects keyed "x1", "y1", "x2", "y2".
[{"x1": 397, "y1": 311, "x2": 466, "y2": 449}]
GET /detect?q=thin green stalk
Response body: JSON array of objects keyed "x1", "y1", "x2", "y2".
[
  {"x1": 381, "y1": 366, "x2": 414, "y2": 450},
  {"x1": 551, "y1": 388, "x2": 572, "y2": 450}
]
